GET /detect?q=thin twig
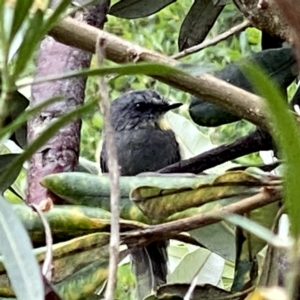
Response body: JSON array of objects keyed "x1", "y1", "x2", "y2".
[
  {"x1": 183, "y1": 261, "x2": 205, "y2": 300},
  {"x1": 96, "y1": 37, "x2": 120, "y2": 300},
  {"x1": 30, "y1": 203, "x2": 53, "y2": 281},
  {"x1": 172, "y1": 20, "x2": 251, "y2": 60}
]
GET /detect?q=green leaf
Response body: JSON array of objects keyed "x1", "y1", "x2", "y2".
[
  {"x1": 189, "y1": 221, "x2": 236, "y2": 262},
  {"x1": 0, "y1": 196, "x2": 44, "y2": 300},
  {"x1": 178, "y1": 0, "x2": 224, "y2": 51},
  {"x1": 223, "y1": 213, "x2": 290, "y2": 248},
  {"x1": 12, "y1": 9, "x2": 44, "y2": 76},
  {"x1": 131, "y1": 171, "x2": 264, "y2": 219},
  {"x1": 242, "y1": 63, "x2": 300, "y2": 237},
  {"x1": 9, "y1": 0, "x2": 33, "y2": 44},
  {"x1": 18, "y1": 63, "x2": 187, "y2": 89},
  {"x1": 1, "y1": 96, "x2": 63, "y2": 148},
  {"x1": 109, "y1": 0, "x2": 176, "y2": 19},
  {"x1": 41, "y1": 0, "x2": 71, "y2": 35},
  {"x1": 0, "y1": 154, "x2": 22, "y2": 193},
  {"x1": 165, "y1": 111, "x2": 214, "y2": 160},
  {"x1": 168, "y1": 247, "x2": 224, "y2": 285}
]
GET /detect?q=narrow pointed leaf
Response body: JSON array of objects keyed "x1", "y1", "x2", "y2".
[
  {"x1": 242, "y1": 63, "x2": 300, "y2": 236},
  {"x1": 109, "y1": 0, "x2": 176, "y2": 19},
  {"x1": 178, "y1": 0, "x2": 224, "y2": 51},
  {"x1": 0, "y1": 196, "x2": 44, "y2": 300},
  {"x1": 9, "y1": 0, "x2": 33, "y2": 43}
]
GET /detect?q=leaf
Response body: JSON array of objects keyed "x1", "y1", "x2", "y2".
[
  {"x1": 178, "y1": 0, "x2": 224, "y2": 51},
  {"x1": 54, "y1": 260, "x2": 109, "y2": 300},
  {"x1": 152, "y1": 283, "x2": 231, "y2": 299},
  {"x1": 0, "y1": 153, "x2": 22, "y2": 193},
  {"x1": 5, "y1": 90, "x2": 29, "y2": 148},
  {"x1": 109, "y1": 0, "x2": 176, "y2": 19},
  {"x1": 76, "y1": 157, "x2": 99, "y2": 174},
  {"x1": 12, "y1": 9, "x2": 44, "y2": 77},
  {"x1": 12, "y1": 204, "x2": 144, "y2": 244},
  {"x1": 9, "y1": 0, "x2": 33, "y2": 44},
  {"x1": 0, "y1": 233, "x2": 111, "y2": 296},
  {"x1": 190, "y1": 221, "x2": 236, "y2": 262},
  {"x1": 168, "y1": 248, "x2": 224, "y2": 286},
  {"x1": 131, "y1": 171, "x2": 264, "y2": 219},
  {"x1": 18, "y1": 62, "x2": 188, "y2": 89},
  {"x1": 223, "y1": 213, "x2": 289, "y2": 248},
  {"x1": 0, "y1": 196, "x2": 44, "y2": 300},
  {"x1": 242, "y1": 63, "x2": 300, "y2": 236},
  {"x1": 1, "y1": 96, "x2": 63, "y2": 148},
  {"x1": 165, "y1": 111, "x2": 214, "y2": 160}
]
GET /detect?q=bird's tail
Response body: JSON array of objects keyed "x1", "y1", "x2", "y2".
[{"x1": 131, "y1": 241, "x2": 168, "y2": 300}]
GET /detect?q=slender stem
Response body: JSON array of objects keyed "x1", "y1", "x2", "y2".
[
  {"x1": 172, "y1": 20, "x2": 250, "y2": 60},
  {"x1": 96, "y1": 38, "x2": 120, "y2": 300}
]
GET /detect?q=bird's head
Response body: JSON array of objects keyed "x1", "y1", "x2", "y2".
[{"x1": 110, "y1": 90, "x2": 182, "y2": 131}]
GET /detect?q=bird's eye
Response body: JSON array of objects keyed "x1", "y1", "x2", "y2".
[{"x1": 135, "y1": 102, "x2": 148, "y2": 112}]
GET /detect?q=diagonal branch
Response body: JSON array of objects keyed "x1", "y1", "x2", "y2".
[
  {"x1": 49, "y1": 17, "x2": 269, "y2": 132},
  {"x1": 121, "y1": 187, "x2": 282, "y2": 248}
]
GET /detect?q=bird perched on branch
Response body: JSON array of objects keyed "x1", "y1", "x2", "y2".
[{"x1": 100, "y1": 89, "x2": 182, "y2": 299}]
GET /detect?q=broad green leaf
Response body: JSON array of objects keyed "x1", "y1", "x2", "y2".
[
  {"x1": 55, "y1": 259, "x2": 108, "y2": 300},
  {"x1": 0, "y1": 196, "x2": 44, "y2": 300},
  {"x1": 109, "y1": 0, "x2": 176, "y2": 19},
  {"x1": 165, "y1": 111, "x2": 240, "y2": 173},
  {"x1": 242, "y1": 63, "x2": 300, "y2": 236},
  {"x1": 165, "y1": 111, "x2": 214, "y2": 160},
  {"x1": 168, "y1": 248, "x2": 224, "y2": 286},
  {"x1": 0, "y1": 233, "x2": 110, "y2": 296},
  {"x1": 131, "y1": 171, "x2": 264, "y2": 219},
  {"x1": 178, "y1": 0, "x2": 224, "y2": 51},
  {"x1": 190, "y1": 221, "x2": 236, "y2": 262},
  {"x1": 12, "y1": 204, "x2": 144, "y2": 244}
]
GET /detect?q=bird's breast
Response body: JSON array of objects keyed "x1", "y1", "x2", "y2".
[{"x1": 111, "y1": 128, "x2": 180, "y2": 176}]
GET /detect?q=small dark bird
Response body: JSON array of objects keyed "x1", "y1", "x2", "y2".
[{"x1": 100, "y1": 89, "x2": 182, "y2": 299}]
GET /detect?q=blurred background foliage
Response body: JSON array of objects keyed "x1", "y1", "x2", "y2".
[{"x1": 81, "y1": 1, "x2": 269, "y2": 164}]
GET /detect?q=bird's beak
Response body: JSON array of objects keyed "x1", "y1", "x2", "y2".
[{"x1": 160, "y1": 102, "x2": 182, "y2": 112}]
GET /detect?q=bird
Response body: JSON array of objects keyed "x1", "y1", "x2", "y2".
[{"x1": 100, "y1": 89, "x2": 182, "y2": 299}]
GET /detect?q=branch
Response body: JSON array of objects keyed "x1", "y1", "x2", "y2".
[
  {"x1": 49, "y1": 17, "x2": 269, "y2": 132},
  {"x1": 121, "y1": 187, "x2": 282, "y2": 247},
  {"x1": 172, "y1": 20, "x2": 251, "y2": 60},
  {"x1": 159, "y1": 128, "x2": 273, "y2": 174},
  {"x1": 27, "y1": 3, "x2": 110, "y2": 205},
  {"x1": 96, "y1": 39, "x2": 120, "y2": 300}
]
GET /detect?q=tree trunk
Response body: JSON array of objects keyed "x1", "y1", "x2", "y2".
[{"x1": 27, "y1": 1, "x2": 110, "y2": 205}]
